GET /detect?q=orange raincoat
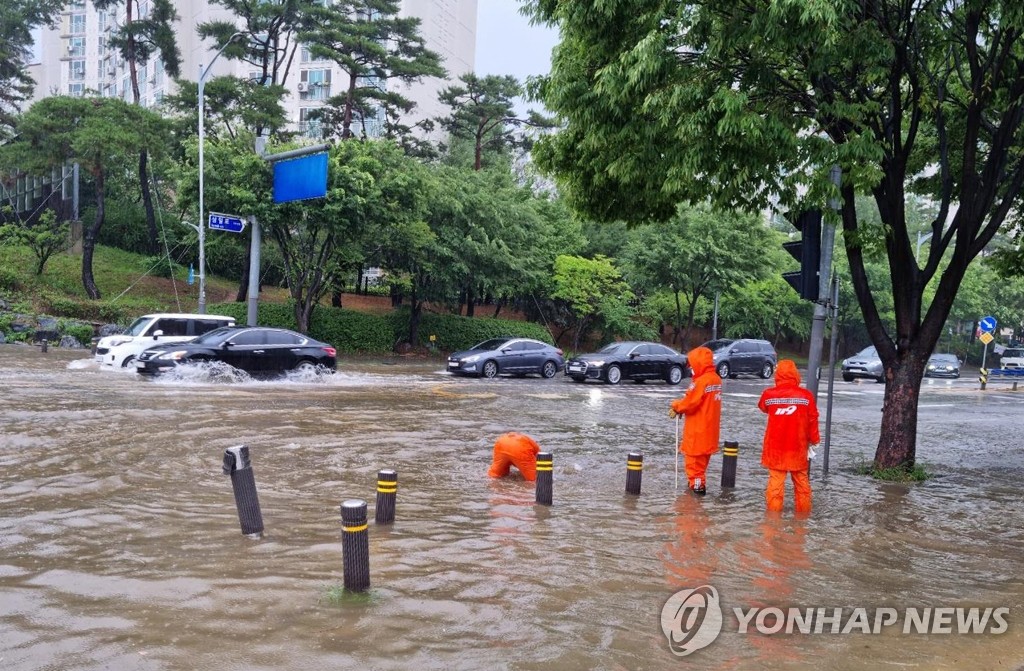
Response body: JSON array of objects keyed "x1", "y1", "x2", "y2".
[
  {"x1": 757, "y1": 360, "x2": 820, "y2": 512},
  {"x1": 488, "y1": 432, "x2": 542, "y2": 481},
  {"x1": 670, "y1": 347, "x2": 722, "y2": 489}
]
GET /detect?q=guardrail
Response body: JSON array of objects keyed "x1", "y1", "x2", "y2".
[{"x1": 979, "y1": 367, "x2": 1024, "y2": 390}]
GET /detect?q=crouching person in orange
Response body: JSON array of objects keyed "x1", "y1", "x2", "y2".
[
  {"x1": 669, "y1": 346, "x2": 722, "y2": 495},
  {"x1": 488, "y1": 432, "x2": 542, "y2": 481},
  {"x1": 757, "y1": 360, "x2": 820, "y2": 514}
]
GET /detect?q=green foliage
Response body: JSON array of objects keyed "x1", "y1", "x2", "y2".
[
  {"x1": 94, "y1": 200, "x2": 152, "y2": 255},
  {"x1": 0, "y1": 265, "x2": 20, "y2": 291},
  {"x1": 58, "y1": 319, "x2": 95, "y2": 344},
  {"x1": 550, "y1": 254, "x2": 635, "y2": 348},
  {"x1": 387, "y1": 308, "x2": 554, "y2": 351},
  {"x1": 0, "y1": 210, "x2": 69, "y2": 275},
  {"x1": 854, "y1": 458, "x2": 930, "y2": 483},
  {"x1": 38, "y1": 292, "x2": 163, "y2": 324}
]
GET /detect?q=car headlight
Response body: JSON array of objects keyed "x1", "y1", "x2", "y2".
[
  {"x1": 463, "y1": 354, "x2": 481, "y2": 363},
  {"x1": 588, "y1": 360, "x2": 605, "y2": 367},
  {"x1": 155, "y1": 350, "x2": 189, "y2": 361}
]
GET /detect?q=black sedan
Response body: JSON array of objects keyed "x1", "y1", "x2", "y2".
[
  {"x1": 564, "y1": 341, "x2": 689, "y2": 385},
  {"x1": 925, "y1": 352, "x2": 961, "y2": 378},
  {"x1": 135, "y1": 326, "x2": 336, "y2": 377},
  {"x1": 447, "y1": 337, "x2": 565, "y2": 379}
]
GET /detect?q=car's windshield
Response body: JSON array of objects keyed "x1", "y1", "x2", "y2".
[
  {"x1": 123, "y1": 317, "x2": 151, "y2": 336},
  {"x1": 1003, "y1": 348, "x2": 1024, "y2": 358},
  {"x1": 857, "y1": 346, "x2": 878, "y2": 357},
  {"x1": 597, "y1": 343, "x2": 628, "y2": 354},
  {"x1": 702, "y1": 339, "x2": 734, "y2": 352},
  {"x1": 930, "y1": 353, "x2": 957, "y2": 362},
  {"x1": 191, "y1": 327, "x2": 236, "y2": 345},
  {"x1": 471, "y1": 338, "x2": 511, "y2": 351}
]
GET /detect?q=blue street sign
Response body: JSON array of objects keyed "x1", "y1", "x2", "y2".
[
  {"x1": 273, "y1": 153, "x2": 328, "y2": 203},
  {"x1": 980, "y1": 315, "x2": 997, "y2": 333},
  {"x1": 208, "y1": 212, "x2": 246, "y2": 233}
]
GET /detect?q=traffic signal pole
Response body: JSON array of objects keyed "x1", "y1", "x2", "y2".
[{"x1": 806, "y1": 166, "x2": 842, "y2": 398}]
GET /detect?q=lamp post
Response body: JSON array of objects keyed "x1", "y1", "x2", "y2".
[{"x1": 197, "y1": 31, "x2": 245, "y2": 314}]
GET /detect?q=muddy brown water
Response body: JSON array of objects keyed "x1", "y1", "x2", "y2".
[{"x1": 1, "y1": 345, "x2": 1022, "y2": 670}]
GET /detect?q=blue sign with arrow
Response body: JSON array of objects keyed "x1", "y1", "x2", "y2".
[
  {"x1": 208, "y1": 212, "x2": 246, "y2": 233},
  {"x1": 980, "y1": 315, "x2": 997, "y2": 333}
]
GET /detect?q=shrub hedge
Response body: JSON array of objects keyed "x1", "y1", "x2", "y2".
[{"x1": 209, "y1": 302, "x2": 555, "y2": 353}]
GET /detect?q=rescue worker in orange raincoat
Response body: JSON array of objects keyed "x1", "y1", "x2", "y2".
[
  {"x1": 669, "y1": 346, "x2": 722, "y2": 495},
  {"x1": 757, "y1": 359, "x2": 820, "y2": 513},
  {"x1": 487, "y1": 432, "x2": 542, "y2": 481}
]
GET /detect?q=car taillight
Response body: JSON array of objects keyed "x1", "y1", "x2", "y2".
[
  {"x1": 323, "y1": 347, "x2": 337, "y2": 357},
  {"x1": 556, "y1": 348, "x2": 564, "y2": 356}
]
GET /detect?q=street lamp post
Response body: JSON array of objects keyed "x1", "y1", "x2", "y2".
[{"x1": 197, "y1": 31, "x2": 245, "y2": 314}]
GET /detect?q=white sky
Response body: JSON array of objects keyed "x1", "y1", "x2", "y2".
[{"x1": 474, "y1": 1, "x2": 559, "y2": 82}]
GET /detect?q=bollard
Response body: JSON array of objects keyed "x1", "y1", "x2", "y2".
[
  {"x1": 340, "y1": 499, "x2": 370, "y2": 592},
  {"x1": 535, "y1": 452, "x2": 553, "y2": 506},
  {"x1": 625, "y1": 452, "x2": 643, "y2": 496},
  {"x1": 40, "y1": 339, "x2": 48, "y2": 353},
  {"x1": 979, "y1": 368, "x2": 988, "y2": 390},
  {"x1": 374, "y1": 469, "x2": 397, "y2": 525},
  {"x1": 721, "y1": 441, "x2": 739, "y2": 488},
  {"x1": 222, "y1": 445, "x2": 264, "y2": 537}
]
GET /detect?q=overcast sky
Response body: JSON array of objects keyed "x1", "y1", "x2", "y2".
[{"x1": 474, "y1": 2, "x2": 559, "y2": 83}]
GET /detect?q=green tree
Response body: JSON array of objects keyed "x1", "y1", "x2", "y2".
[
  {"x1": 0, "y1": 208, "x2": 69, "y2": 275},
  {"x1": 298, "y1": 0, "x2": 444, "y2": 140},
  {"x1": 437, "y1": 73, "x2": 552, "y2": 171},
  {"x1": 93, "y1": 0, "x2": 180, "y2": 255},
  {"x1": 550, "y1": 254, "x2": 634, "y2": 350},
  {"x1": 0, "y1": 0, "x2": 66, "y2": 135},
  {"x1": 2, "y1": 96, "x2": 168, "y2": 299},
  {"x1": 530, "y1": 0, "x2": 1024, "y2": 471},
  {"x1": 624, "y1": 205, "x2": 774, "y2": 349}
]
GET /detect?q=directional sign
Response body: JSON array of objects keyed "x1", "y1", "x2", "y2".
[
  {"x1": 979, "y1": 331, "x2": 994, "y2": 345},
  {"x1": 980, "y1": 315, "x2": 997, "y2": 333},
  {"x1": 208, "y1": 212, "x2": 246, "y2": 233}
]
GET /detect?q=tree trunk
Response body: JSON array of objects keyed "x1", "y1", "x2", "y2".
[
  {"x1": 465, "y1": 283, "x2": 475, "y2": 317},
  {"x1": 872, "y1": 351, "x2": 928, "y2": 469},
  {"x1": 408, "y1": 280, "x2": 422, "y2": 346},
  {"x1": 332, "y1": 290, "x2": 342, "y2": 308},
  {"x1": 235, "y1": 241, "x2": 252, "y2": 302},
  {"x1": 139, "y1": 151, "x2": 159, "y2": 253},
  {"x1": 493, "y1": 298, "x2": 504, "y2": 319},
  {"x1": 82, "y1": 171, "x2": 104, "y2": 300},
  {"x1": 390, "y1": 284, "x2": 403, "y2": 307}
]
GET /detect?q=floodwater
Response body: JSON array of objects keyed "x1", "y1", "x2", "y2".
[{"x1": 1, "y1": 344, "x2": 1022, "y2": 671}]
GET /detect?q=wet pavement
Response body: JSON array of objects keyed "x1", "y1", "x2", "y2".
[{"x1": 0, "y1": 344, "x2": 1022, "y2": 670}]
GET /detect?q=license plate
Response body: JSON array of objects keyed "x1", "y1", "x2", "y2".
[
  {"x1": 135, "y1": 361, "x2": 146, "y2": 369},
  {"x1": 447, "y1": 362, "x2": 459, "y2": 368},
  {"x1": 568, "y1": 364, "x2": 584, "y2": 372}
]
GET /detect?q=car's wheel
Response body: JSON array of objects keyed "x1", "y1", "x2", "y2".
[
  {"x1": 293, "y1": 360, "x2": 317, "y2": 372},
  {"x1": 716, "y1": 361, "x2": 730, "y2": 378},
  {"x1": 541, "y1": 360, "x2": 558, "y2": 379},
  {"x1": 605, "y1": 364, "x2": 622, "y2": 385},
  {"x1": 843, "y1": 373, "x2": 854, "y2": 382},
  {"x1": 666, "y1": 365, "x2": 684, "y2": 385},
  {"x1": 121, "y1": 355, "x2": 135, "y2": 368},
  {"x1": 759, "y1": 361, "x2": 775, "y2": 379},
  {"x1": 875, "y1": 375, "x2": 885, "y2": 383},
  {"x1": 481, "y1": 360, "x2": 499, "y2": 379}
]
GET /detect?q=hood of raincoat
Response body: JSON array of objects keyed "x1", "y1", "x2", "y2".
[
  {"x1": 775, "y1": 359, "x2": 801, "y2": 387},
  {"x1": 687, "y1": 346, "x2": 714, "y2": 377}
]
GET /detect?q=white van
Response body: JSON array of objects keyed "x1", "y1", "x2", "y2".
[{"x1": 95, "y1": 313, "x2": 235, "y2": 368}]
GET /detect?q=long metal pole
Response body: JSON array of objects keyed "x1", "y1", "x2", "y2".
[
  {"x1": 711, "y1": 292, "x2": 720, "y2": 340},
  {"x1": 197, "y1": 62, "x2": 207, "y2": 314},
  {"x1": 807, "y1": 166, "x2": 841, "y2": 397},
  {"x1": 246, "y1": 217, "x2": 260, "y2": 326},
  {"x1": 823, "y1": 274, "x2": 839, "y2": 475}
]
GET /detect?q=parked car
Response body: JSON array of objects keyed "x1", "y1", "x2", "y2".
[
  {"x1": 841, "y1": 345, "x2": 884, "y2": 382},
  {"x1": 702, "y1": 338, "x2": 777, "y2": 379},
  {"x1": 1000, "y1": 347, "x2": 1024, "y2": 369},
  {"x1": 135, "y1": 326, "x2": 336, "y2": 377},
  {"x1": 925, "y1": 352, "x2": 961, "y2": 378},
  {"x1": 95, "y1": 313, "x2": 235, "y2": 368},
  {"x1": 564, "y1": 341, "x2": 689, "y2": 385},
  {"x1": 447, "y1": 337, "x2": 564, "y2": 379}
]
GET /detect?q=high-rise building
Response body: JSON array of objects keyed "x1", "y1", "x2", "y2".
[{"x1": 26, "y1": 0, "x2": 477, "y2": 138}]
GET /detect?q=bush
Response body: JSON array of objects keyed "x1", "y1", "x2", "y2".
[
  {"x1": 0, "y1": 266, "x2": 20, "y2": 291},
  {"x1": 387, "y1": 309, "x2": 555, "y2": 351},
  {"x1": 58, "y1": 319, "x2": 95, "y2": 343},
  {"x1": 209, "y1": 301, "x2": 393, "y2": 353},
  {"x1": 143, "y1": 255, "x2": 185, "y2": 280}
]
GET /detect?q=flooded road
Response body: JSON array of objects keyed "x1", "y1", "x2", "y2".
[{"x1": 1, "y1": 344, "x2": 1023, "y2": 670}]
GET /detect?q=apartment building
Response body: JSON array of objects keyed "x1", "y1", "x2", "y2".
[{"x1": 26, "y1": 0, "x2": 477, "y2": 138}]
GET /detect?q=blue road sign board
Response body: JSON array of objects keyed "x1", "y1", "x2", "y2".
[
  {"x1": 208, "y1": 212, "x2": 246, "y2": 233},
  {"x1": 980, "y1": 316, "x2": 997, "y2": 333},
  {"x1": 273, "y1": 153, "x2": 328, "y2": 204}
]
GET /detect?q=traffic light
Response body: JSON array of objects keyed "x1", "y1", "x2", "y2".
[{"x1": 782, "y1": 210, "x2": 822, "y2": 301}]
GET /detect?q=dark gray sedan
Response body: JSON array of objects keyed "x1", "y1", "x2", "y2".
[
  {"x1": 564, "y1": 341, "x2": 689, "y2": 385},
  {"x1": 925, "y1": 353, "x2": 961, "y2": 378},
  {"x1": 447, "y1": 337, "x2": 565, "y2": 379}
]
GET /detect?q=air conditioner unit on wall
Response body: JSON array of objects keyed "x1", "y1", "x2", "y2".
[{"x1": 297, "y1": 82, "x2": 308, "y2": 92}]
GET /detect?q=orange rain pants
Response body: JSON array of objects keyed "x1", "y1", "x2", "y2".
[
  {"x1": 487, "y1": 432, "x2": 541, "y2": 482},
  {"x1": 766, "y1": 468, "x2": 812, "y2": 513},
  {"x1": 685, "y1": 454, "x2": 711, "y2": 490}
]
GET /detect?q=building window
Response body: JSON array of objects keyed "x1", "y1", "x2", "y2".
[
  {"x1": 299, "y1": 107, "x2": 322, "y2": 139},
  {"x1": 69, "y1": 60, "x2": 85, "y2": 80},
  {"x1": 300, "y1": 69, "x2": 331, "y2": 100},
  {"x1": 98, "y1": 11, "x2": 107, "y2": 32},
  {"x1": 301, "y1": 47, "x2": 314, "y2": 63},
  {"x1": 70, "y1": 13, "x2": 85, "y2": 34},
  {"x1": 67, "y1": 37, "x2": 85, "y2": 58},
  {"x1": 68, "y1": 83, "x2": 84, "y2": 96},
  {"x1": 151, "y1": 60, "x2": 163, "y2": 88}
]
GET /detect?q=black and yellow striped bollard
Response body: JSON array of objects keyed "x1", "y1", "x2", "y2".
[
  {"x1": 721, "y1": 441, "x2": 739, "y2": 488},
  {"x1": 535, "y1": 452, "x2": 553, "y2": 506},
  {"x1": 341, "y1": 499, "x2": 370, "y2": 592},
  {"x1": 979, "y1": 368, "x2": 988, "y2": 391},
  {"x1": 625, "y1": 452, "x2": 643, "y2": 495},
  {"x1": 375, "y1": 469, "x2": 397, "y2": 525}
]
